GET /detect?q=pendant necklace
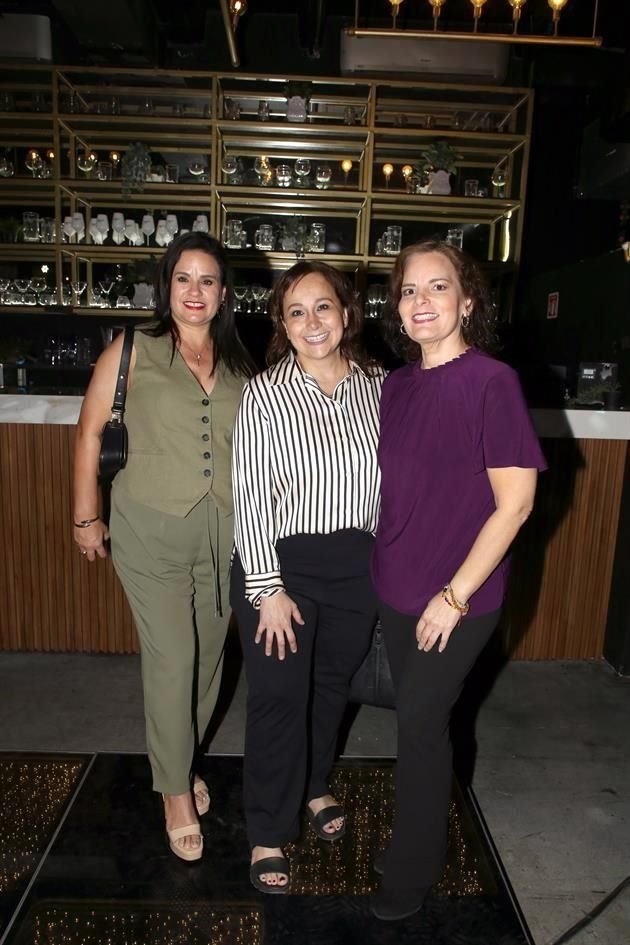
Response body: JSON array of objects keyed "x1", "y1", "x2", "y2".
[{"x1": 181, "y1": 338, "x2": 210, "y2": 365}]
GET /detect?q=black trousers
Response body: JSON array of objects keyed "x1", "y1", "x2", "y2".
[
  {"x1": 230, "y1": 530, "x2": 377, "y2": 849},
  {"x1": 378, "y1": 597, "x2": 500, "y2": 892}
]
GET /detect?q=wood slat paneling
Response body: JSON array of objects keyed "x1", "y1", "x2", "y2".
[
  {"x1": 503, "y1": 438, "x2": 627, "y2": 660},
  {"x1": 0, "y1": 424, "x2": 137, "y2": 653},
  {"x1": 0, "y1": 426, "x2": 626, "y2": 658}
]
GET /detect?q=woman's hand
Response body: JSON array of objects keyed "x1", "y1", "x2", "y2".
[
  {"x1": 416, "y1": 592, "x2": 462, "y2": 654},
  {"x1": 256, "y1": 592, "x2": 305, "y2": 660},
  {"x1": 74, "y1": 519, "x2": 110, "y2": 562}
]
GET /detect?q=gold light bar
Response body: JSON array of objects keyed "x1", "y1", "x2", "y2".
[{"x1": 345, "y1": 27, "x2": 602, "y2": 47}]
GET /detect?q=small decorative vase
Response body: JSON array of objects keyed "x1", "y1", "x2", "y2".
[{"x1": 427, "y1": 169, "x2": 451, "y2": 195}]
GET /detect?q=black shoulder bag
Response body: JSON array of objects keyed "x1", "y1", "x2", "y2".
[
  {"x1": 348, "y1": 620, "x2": 396, "y2": 709},
  {"x1": 98, "y1": 325, "x2": 134, "y2": 483}
]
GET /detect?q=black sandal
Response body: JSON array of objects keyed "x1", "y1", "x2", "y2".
[
  {"x1": 249, "y1": 856, "x2": 290, "y2": 895},
  {"x1": 306, "y1": 804, "x2": 346, "y2": 841}
]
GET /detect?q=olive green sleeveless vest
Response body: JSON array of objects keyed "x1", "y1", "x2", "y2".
[{"x1": 113, "y1": 331, "x2": 245, "y2": 517}]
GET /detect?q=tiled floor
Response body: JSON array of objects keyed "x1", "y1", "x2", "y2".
[{"x1": 0, "y1": 754, "x2": 532, "y2": 945}]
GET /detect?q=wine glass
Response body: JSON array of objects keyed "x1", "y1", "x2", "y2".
[
  {"x1": 250, "y1": 284, "x2": 266, "y2": 314},
  {"x1": 366, "y1": 284, "x2": 379, "y2": 319},
  {"x1": 221, "y1": 155, "x2": 239, "y2": 180},
  {"x1": 192, "y1": 214, "x2": 209, "y2": 233},
  {"x1": 0, "y1": 277, "x2": 10, "y2": 304},
  {"x1": 77, "y1": 151, "x2": 97, "y2": 175},
  {"x1": 233, "y1": 285, "x2": 247, "y2": 314},
  {"x1": 254, "y1": 156, "x2": 271, "y2": 186},
  {"x1": 71, "y1": 213, "x2": 86, "y2": 243},
  {"x1": 155, "y1": 220, "x2": 169, "y2": 247},
  {"x1": 96, "y1": 213, "x2": 110, "y2": 244},
  {"x1": 72, "y1": 281, "x2": 87, "y2": 305},
  {"x1": 165, "y1": 214, "x2": 179, "y2": 242},
  {"x1": 29, "y1": 276, "x2": 47, "y2": 294},
  {"x1": 111, "y1": 213, "x2": 125, "y2": 246},
  {"x1": 98, "y1": 279, "x2": 114, "y2": 307},
  {"x1": 187, "y1": 161, "x2": 207, "y2": 179},
  {"x1": 294, "y1": 158, "x2": 311, "y2": 187},
  {"x1": 141, "y1": 214, "x2": 155, "y2": 245},
  {"x1": 0, "y1": 156, "x2": 14, "y2": 177},
  {"x1": 25, "y1": 150, "x2": 43, "y2": 178},
  {"x1": 491, "y1": 168, "x2": 506, "y2": 197}
]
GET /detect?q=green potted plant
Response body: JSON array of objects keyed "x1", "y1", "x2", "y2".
[{"x1": 414, "y1": 139, "x2": 460, "y2": 195}]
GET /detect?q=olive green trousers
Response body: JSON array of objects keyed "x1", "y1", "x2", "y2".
[{"x1": 110, "y1": 488, "x2": 233, "y2": 795}]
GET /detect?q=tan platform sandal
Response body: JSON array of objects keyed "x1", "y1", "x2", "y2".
[{"x1": 166, "y1": 823, "x2": 203, "y2": 862}]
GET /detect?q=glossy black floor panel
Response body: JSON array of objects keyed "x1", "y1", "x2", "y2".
[{"x1": 1, "y1": 754, "x2": 533, "y2": 945}]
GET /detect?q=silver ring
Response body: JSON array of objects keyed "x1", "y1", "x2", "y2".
[{"x1": 80, "y1": 549, "x2": 87, "y2": 555}]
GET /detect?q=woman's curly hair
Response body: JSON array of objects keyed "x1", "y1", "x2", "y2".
[{"x1": 382, "y1": 239, "x2": 498, "y2": 361}]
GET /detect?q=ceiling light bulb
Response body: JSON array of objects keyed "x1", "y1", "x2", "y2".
[
  {"x1": 109, "y1": 151, "x2": 121, "y2": 164},
  {"x1": 509, "y1": 0, "x2": 527, "y2": 14},
  {"x1": 46, "y1": 149, "x2": 55, "y2": 161},
  {"x1": 548, "y1": 0, "x2": 569, "y2": 10},
  {"x1": 341, "y1": 159, "x2": 353, "y2": 173},
  {"x1": 382, "y1": 163, "x2": 394, "y2": 177},
  {"x1": 401, "y1": 164, "x2": 413, "y2": 178}
]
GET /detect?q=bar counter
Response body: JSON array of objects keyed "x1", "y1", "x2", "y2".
[{"x1": 2, "y1": 396, "x2": 629, "y2": 660}]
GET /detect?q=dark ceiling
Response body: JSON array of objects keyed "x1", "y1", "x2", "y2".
[{"x1": 0, "y1": 0, "x2": 623, "y2": 71}]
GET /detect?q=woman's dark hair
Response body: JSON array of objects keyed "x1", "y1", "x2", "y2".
[
  {"x1": 383, "y1": 239, "x2": 497, "y2": 361},
  {"x1": 267, "y1": 260, "x2": 375, "y2": 372},
  {"x1": 143, "y1": 231, "x2": 254, "y2": 377}
]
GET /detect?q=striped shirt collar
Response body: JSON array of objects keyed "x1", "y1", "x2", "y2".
[{"x1": 267, "y1": 351, "x2": 369, "y2": 386}]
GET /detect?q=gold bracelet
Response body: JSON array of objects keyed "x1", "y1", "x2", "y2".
[
  {"x1": 74, "y1": 517, "x2": 100, "y2": 528},
  {"x1": 441, "y1": 584, "x2": 470, "y2": 616}
]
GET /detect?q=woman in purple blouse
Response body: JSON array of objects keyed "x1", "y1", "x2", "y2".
[{"x1": 370, "y1": 240, "x2": 546, "y2": 921}]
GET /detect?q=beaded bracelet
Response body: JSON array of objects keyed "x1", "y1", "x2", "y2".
[
  {"x1": 441, "y1": 584, "x2": 470, "y2": 617},
  {"x1": 74, "y1": 517, "x2": 100, "y2": 528}
]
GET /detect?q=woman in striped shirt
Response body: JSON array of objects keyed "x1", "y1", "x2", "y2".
[{"x1": 230, "y1": 261, "x2": 385, "y2": 894}]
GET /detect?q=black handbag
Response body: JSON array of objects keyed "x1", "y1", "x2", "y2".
[
  {"x1": 348, "y1": 621, "x2": 396, "y2": 709},
  {"x1": 98, "y1": 325, "x2": 134, "y2": 483}
]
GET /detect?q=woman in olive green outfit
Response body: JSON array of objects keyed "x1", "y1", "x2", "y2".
[{"x1": 73, "y1": 233, "x2": 253, "y2": 861}]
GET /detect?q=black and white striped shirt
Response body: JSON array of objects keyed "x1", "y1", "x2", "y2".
[{"x1": 232, "y1": 353, "x2": 385, "y2": 606}]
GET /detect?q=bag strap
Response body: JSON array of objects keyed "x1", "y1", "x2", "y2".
[{"x1": 110, "y1": 325, "x2": 135, "y2": 424}]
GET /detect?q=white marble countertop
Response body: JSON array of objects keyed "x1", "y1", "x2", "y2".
[{"x1": 1, "y1": 396, "x2": 630, "y2": 440}]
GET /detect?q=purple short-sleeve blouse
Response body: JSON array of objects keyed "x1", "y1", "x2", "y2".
[{"x1": 371, "y1": 347, "x2": 547, "y2": 619}]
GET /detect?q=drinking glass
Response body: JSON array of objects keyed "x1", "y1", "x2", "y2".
[
  {"x1": 30, "y1": 276, "x2": 47, "y2": 294},
  {"x1": 98, "y1": 280, "x2": 114, "y2": 307},
  {"x1": 308, "y1": 222, "x2": 326, "y2": 253},
  {"x1": 315, "y1": 164, "x2": 332, "y2": 189},
  {"x1": 187, "y1": 161, "x2": 207, "y2": 179},
  {"x1": 165, "y1": 163, "x2": 180, "y2": 183},
  {"x1": 366, "y1": 284, "x2": 379, "y2": 319},
  {"x1": 464, "y1": 179, "x2": 479, "y2": 197},
  {"x1": 275, "y1": 164, "x2": 292, "y2": 188},
  {"x1": 258, "y1": 100, "x2": 270, "y2": 121},
  {"x1": 225, "y1": 219, "x2": 244, "y2": 249},
  {"x1": 77, "y1": 151, "x2": 97, "y2": 175},
  {"x1": 97, "y1": 161, "x2": 112, "y2": 181},
  {"x1": 111, "y1": 213, "x2": 125, "y2": 245},
  {"x1": 384, "y1": 225, "x2": 402, "y2": 256},
  {"x1": 0, "y1": 156, "x2": 14, "y2": 177},
  {"x1": 491, "y1": 169, "x2": 506, "y2": 197},
  {"x1": 61, "y1": 285, "x2": 73, "y2": 306},
  {"x1": 294, "y1": 158, "x2": 311, "y2": 186},
  {"x1": 254, "y1": 224, "x2": 275, "y2": 251},
  {"x1": 71, "y1": 213, "x2": 86, "y2": 243},
  {"x1": 0, "y1": 277, "x2": 10, "y2": 304},
  {"x1": 22, "y1": 212, "x2": 40, "y2": 242},
  {"x1": 445, "y1": 228, "x2": 464, "y2": 250},
  {"x1": 95, "y1": 213, "x2": 110, "y2": 243},
  {"x1": 40, "y1": 218, "x2": 56, "y2": 242},
  {"x1": 250, "y1": 285, "x2": 266, "y2": 314}
]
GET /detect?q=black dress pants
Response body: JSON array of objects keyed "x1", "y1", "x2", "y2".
[
  {"x1": 378, "y1": 597, "x2": 500, "y2": 892},
  {"x1": 230, "y1": 530, "x2": 377, "y2": 849}
]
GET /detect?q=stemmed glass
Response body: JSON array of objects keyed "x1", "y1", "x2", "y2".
[
  {"x1": 72, "y1": 281, "x2": 87, "y2": 306},
  {"x1": 98, "y1": 279, "x2": 114, "y2": 307},
  {"x1": 250, "y1": 284, "x2": 266, "y2": 315},
  {"x1": 25, "y1": 150, "x2": 43, "y2": 178},
  {"x1": 491, "y1": 168, "x2": 506, "y2": 197},
  {"x1": 187, "y1": 161, "x2": 208, "y2": 179},
  {"x1": 111, "y1": 213, "x2": 125, "y2": 246},
  {"x1": 233, "y1": 285, "x2": 247, "y2": 314},
  {"x1": 71, "y1": 213, "x2": 86, "y2": 243},
  {"x1": 254, "y1": 156, "x2": 272, "y2": 186},
  {"x1": 0, "y1": 277, "x2": 10, "y2": 304},
  {"x1": 124, "y1": 219, "x2": 142, "y2": 245},
  {"x1": 165, "y1": 214, "x2": 179, "y2": 244},
  {"x1": 14, "y1": 278, "x2": 30, "y2": 298},
  {"x1": 294, "y1": 158, "x2": 311, "y2": 188},
  {"x1": 155, "y1": 221, "x2": 169, "y2": 247},
  {"x1": 77, "y1": 151, "x2": 97, "y2": 175},
  {"x1": 377, "y1": 284, "x2": 388, "y2": 317},
  {"x1": 141, "y1": 214, "x2": 155, "y2": 245},
  {"x1": 221, "y1": 155, "x2": 239, "y2": 181},
  {"x1": 366, "y1": 284, "x2": 379, "y2": 319}
]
